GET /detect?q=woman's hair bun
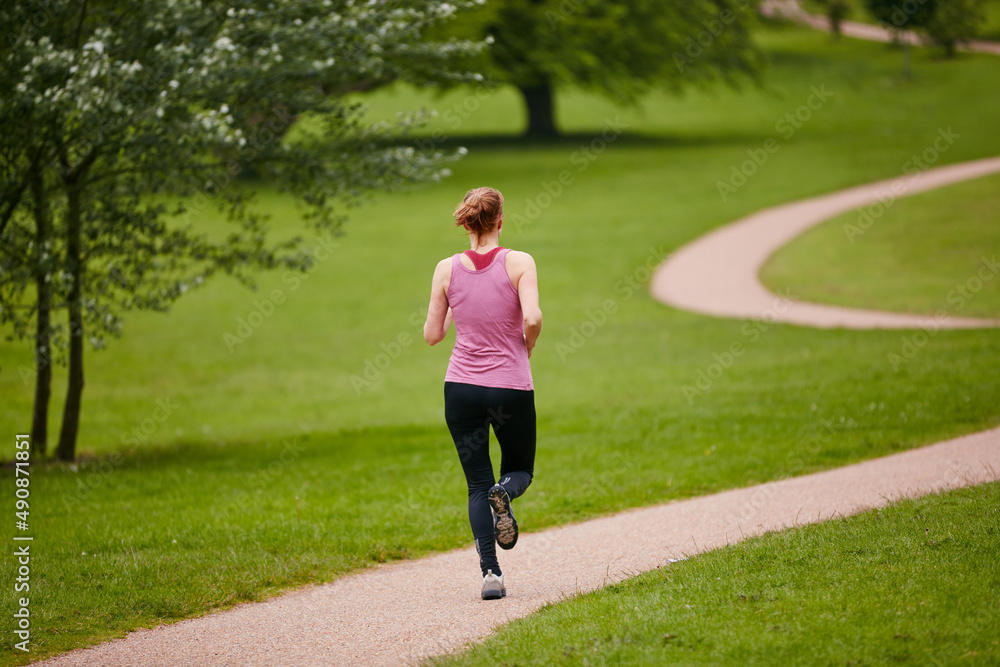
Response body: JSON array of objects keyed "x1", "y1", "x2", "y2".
[{"x1": 454, "y1": 187, "x2": 503, "y2": 237}]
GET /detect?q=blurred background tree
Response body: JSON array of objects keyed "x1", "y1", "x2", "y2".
[
  {"x1": 867, "y1": 0, "x2": 936, "y2": 76},
  {"x1": 924, "y1": 0, "x2": 987, "y2": 56},
  {"x1": 867, "y1": 0, "x2": 986, "y2": 73},
  {"x1": 0, "y1": 0, "x2": 481, "y2": 460},
  {"x1": 440, "y1": 0, "x2": 766, "y2": 137},
  {"x1": 815, "y1": 0, "x2": 852, "y2": 38}
]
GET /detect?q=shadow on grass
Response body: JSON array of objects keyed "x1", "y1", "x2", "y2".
[
  {"x1": 418, "y1": 131, "x2": 775, "y2": 152},
  {"x1": 19, "y1": 423, "x2": 446, "y2": 473}
]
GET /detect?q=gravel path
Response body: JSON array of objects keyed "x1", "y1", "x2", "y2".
[
  {"x1": 762, "y1": 0, "x2": 1000, "y2": 56},
  {"x1": 651, "y1": 156, "x2": 1000, "y2": 328},
  {"x1": 42, "y1": 427, "x2": 1000, "y2": 666}
]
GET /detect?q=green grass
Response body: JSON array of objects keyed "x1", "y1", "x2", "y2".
[
  {"x1": 1, "y1": 23, "x2": 1000, "y2": 665},
  {"x1": 761, "y1": 171, "x2": 1000, "y2": 318},
  {"x1": 433, "y1": 481, "x2": 1000, "y2": 666}
]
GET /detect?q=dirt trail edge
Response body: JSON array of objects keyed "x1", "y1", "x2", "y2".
[
  {"x1": 42, "y1": 426, "x2": 999, "y2": 666},
  {"x1": 651, "y1": 156, "x2": 1000, "y2": 329}
]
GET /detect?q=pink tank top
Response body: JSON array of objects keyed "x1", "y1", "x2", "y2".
[{"x1": 445, "y1": 248, "x2": 534, "y2": 391}]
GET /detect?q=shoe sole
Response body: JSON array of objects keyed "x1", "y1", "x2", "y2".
[
  {"x1": 481, "y1": 587, "x2": 506, "y2": 600},
  {"x1": 489, "y1": 486, "x2": 518, "y2": 550}
]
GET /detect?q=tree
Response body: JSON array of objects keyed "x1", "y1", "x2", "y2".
[
  {"x1": 0, "y1": 0, "x2": 481, "y2": 460},
  {"x1": 441, "y1": 0, "x2": 765, "y2": 137},
  {"x1": 815, "y1": 0, "x2": 852, "y2": 39},
  {"x1": 924, "y1": 0, "x2": 985, "y2": 57},
  {"x1": 0, "y1": 12, "x2": 60, "y2": 459},
  {"x1": 868, "y1": 0, "x2": 936, "y2": 76}
]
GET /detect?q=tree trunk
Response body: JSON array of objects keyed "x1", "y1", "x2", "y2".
[
  {"x1": 57, "y1": 184, "x2": 84, "y2": 462},
  {"x1": 30, "y1": 167, "x2": 51, "y2": 458},
  {"x1": 518, "y1": 81, "x2": 558, "y2": 138}
]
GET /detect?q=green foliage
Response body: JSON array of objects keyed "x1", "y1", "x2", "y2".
[
  {"x1": 925, "y1": 0, "x2": 987, "y2": 55},
  {"x1": 866, "y1": 0, "x2": 987, "y2": 56},
  {"x1": 1, "y1": 0, "x2": 480, "y2": 348},
  {"x1": 438, "y1": 0, "x2": 766, "y2": 134},
  {"x1": 493, "y1": 0, "x2": 764, "y2": 93},
  {"x1": 867, "y1": 0, "x2": 936, "y2": 30},
  {"x1": 0, "y1": 0, "x2": 481, "y2": 456}
]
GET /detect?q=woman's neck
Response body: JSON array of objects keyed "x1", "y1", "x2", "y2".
[{"x1": 469, "y1": 231, "x2": 501, "y2": 252}]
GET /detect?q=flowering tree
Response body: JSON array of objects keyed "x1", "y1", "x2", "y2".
[{"x1": 0, "y1": 0, "x2": 481, "y2": 460}]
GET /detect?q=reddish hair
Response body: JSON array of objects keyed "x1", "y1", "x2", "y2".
[{"x1": 453, "y1": 187, "x2": 503, "y2": 240}]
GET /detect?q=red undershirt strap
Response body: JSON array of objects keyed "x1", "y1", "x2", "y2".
[{"x1": 463, "y1": 246, "x2": 504, "y2": 271}]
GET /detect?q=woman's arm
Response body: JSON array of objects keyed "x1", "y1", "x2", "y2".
[
  {"x1": 515, "y1": 253, "x2": 543, "y2": 358},
  {"x1": 423, "y1": 259, "x2": 452, "y2": 346}
]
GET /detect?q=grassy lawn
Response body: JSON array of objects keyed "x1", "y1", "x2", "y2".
[
  {"x1": 761, "y1": 171, "x2": 1000, "y2": 319},
  {"x1": 1, "y1": 23, "x2": 999, "y2": 665},
  {"x1": 434, "y1": 481, "x2": 1000, "y2": 666}
]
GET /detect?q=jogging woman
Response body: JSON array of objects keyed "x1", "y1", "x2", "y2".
[{"x1": 423, "y1": 186, "x2": 542, "y2": 600}]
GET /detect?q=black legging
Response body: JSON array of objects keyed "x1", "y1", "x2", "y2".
[{"x1": 444, "y1": 381, "x2": 535, "y2": 577}]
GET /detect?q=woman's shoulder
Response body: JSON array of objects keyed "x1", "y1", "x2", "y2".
[
  {"x1": 433, "y1": 256, "x2": 455, "y2": 278},
  {"x1": 437, "y1": 254, "x2": 459, "y2": 267},
  {"x1": 504, "y1": 248, "x2": 535, "y2": 266}
]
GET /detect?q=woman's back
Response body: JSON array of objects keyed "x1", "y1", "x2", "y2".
[{"x1": 446, "y1": 248, "x2": 533, "y2": 391}]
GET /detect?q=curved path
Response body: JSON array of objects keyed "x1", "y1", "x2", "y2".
[
  {"x1": 651, "y1": 156, "x2": 1000, "y2": 328},
  {"x1": 762, "y1": 0, "x2": 1000, "y2": 56}
]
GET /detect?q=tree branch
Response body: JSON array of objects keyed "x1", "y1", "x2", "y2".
[
  {"x1": 0, "y1": 145, "x2": 45, "y2": 236},
  {"x1": 73, "y1": 0, "x2": 89, "y2": 50}
]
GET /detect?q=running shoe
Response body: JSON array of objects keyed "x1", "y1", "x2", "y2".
[
  {"x1": 481, "y1": 569, "x2": 506, "y2": 600},
  {"x1": 489, "y1": 483, "x2": 518, "y2": 550}
]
